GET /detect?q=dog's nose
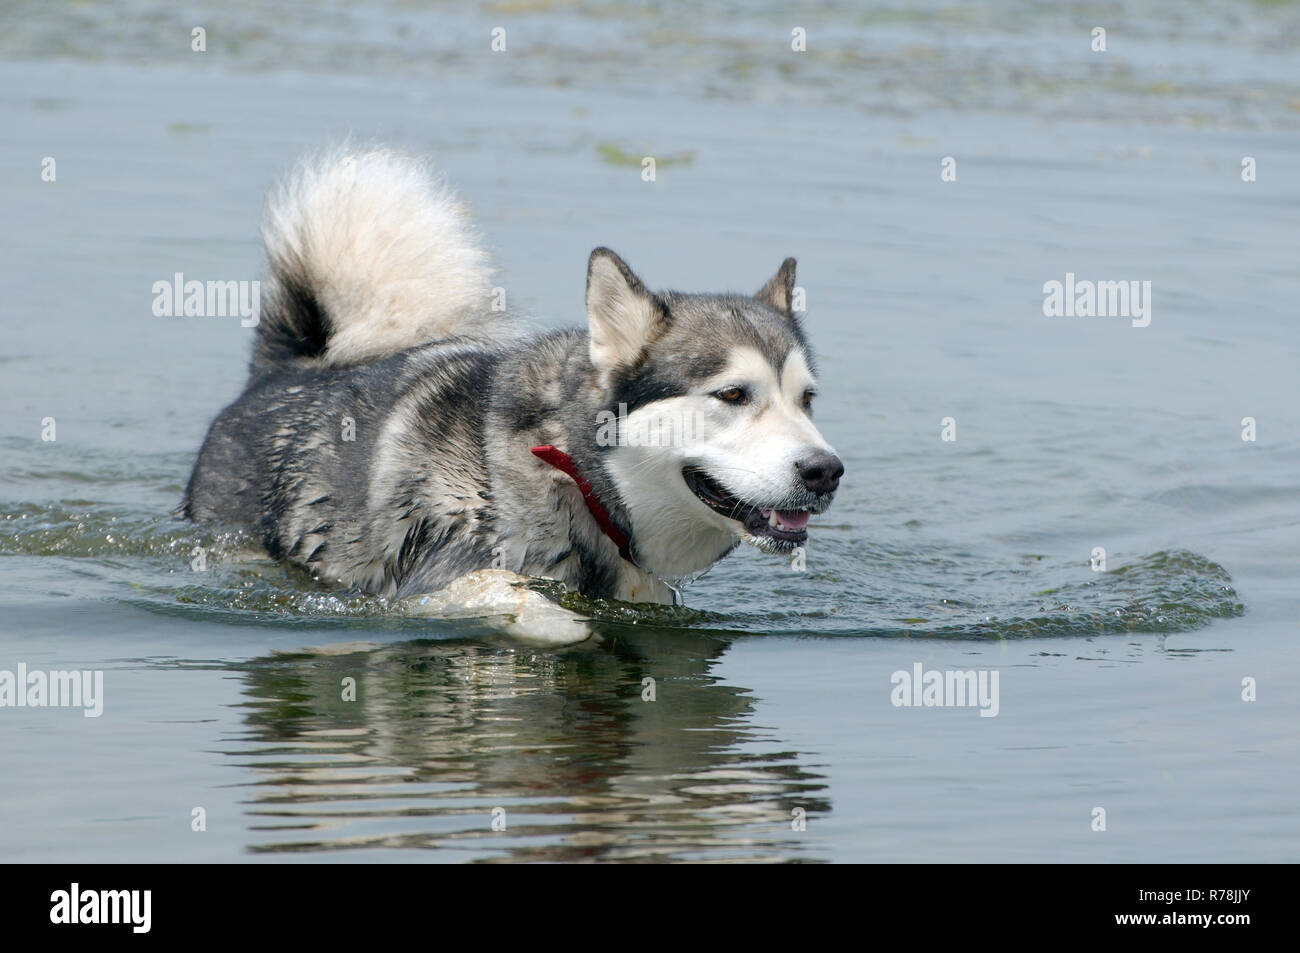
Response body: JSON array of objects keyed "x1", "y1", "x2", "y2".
[{"x1": 795, "y1": 452, "x2": 844, "y2": 495}]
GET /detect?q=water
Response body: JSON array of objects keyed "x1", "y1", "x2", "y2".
[{"x1": 1, "y1": 1, "x2": 1298, "y2": 862}]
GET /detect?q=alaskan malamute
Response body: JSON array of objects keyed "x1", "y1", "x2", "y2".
[{"x1": 182, "y1": 148, "x2": 844, "y2": 610}]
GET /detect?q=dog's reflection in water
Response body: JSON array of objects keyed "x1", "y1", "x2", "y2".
[{"x1": 230, "y1": 624, "x2": 831, "y2": 862}]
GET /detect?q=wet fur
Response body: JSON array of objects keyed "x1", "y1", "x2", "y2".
[{"x1": 182, "y1": 148, "x2": 838, "y2": 605}]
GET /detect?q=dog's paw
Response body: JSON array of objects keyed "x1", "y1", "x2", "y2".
[{"x1": 405, "y1": 569, "x2": 594, "y2": 647}]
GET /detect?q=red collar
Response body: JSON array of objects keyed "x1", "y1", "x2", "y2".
[{"x1": 531, "y1": 445, "x2": 638, "y2": 567}]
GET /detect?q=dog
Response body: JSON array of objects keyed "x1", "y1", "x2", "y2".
[{"x1": 181, "y1": 148, "x2": 843, "y2": 610}]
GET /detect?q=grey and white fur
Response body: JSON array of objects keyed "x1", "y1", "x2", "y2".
[{"x1": 182, "y1": 147, "x2": 844, "y2": 606}]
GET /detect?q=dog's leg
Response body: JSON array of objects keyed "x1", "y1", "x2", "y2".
[{"x1": 401, "y1": 569, "x2": 595, "y2": 647}]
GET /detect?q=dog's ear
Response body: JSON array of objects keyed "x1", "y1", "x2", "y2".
[
  {"x1": 586, "y1": 247, "x2": 668, "y2": 385},
  {"x1": 755, "y1": 257, "x2": 797, "y2": 317}
]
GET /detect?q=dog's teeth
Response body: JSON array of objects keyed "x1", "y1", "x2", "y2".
[{"x1": 769, "y1": 510, "x2": 779, "y2": 528}]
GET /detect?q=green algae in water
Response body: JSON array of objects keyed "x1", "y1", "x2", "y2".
[{"x1": 597, "y1": 143, "x2": 696, "y2": 167}]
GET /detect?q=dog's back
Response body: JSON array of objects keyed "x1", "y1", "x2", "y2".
[{"x1": 182, "y1": 149, "x2": 512, "y2": 593}]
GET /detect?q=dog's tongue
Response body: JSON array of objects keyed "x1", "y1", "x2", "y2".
[
  {"x1": 757, "y1": 508, "x2": 811, "y2": 532},
  {"x1": 775, "y1": 510, "x2": 809, "y2": 531}
]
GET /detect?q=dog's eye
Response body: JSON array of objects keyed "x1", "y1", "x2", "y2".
[
  {"x1": 714, "y1": 386, "x2": 747, "y2": 404},
  {"x1": 801, "y1": 390, "x2": 815, "y2": 410}
]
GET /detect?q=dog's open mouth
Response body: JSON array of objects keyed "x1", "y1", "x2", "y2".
[{"x1": 682, "y1": 467, "x2": 811, "y2": 544}]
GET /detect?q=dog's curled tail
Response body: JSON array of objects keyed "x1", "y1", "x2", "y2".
[{"x1": 252, "y1": 147, "x2": 500, "y2": 371}]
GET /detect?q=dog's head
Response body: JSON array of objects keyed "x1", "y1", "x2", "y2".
[{"x1": 586, "y1": 247, "x2": 844, "y2": 579}]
